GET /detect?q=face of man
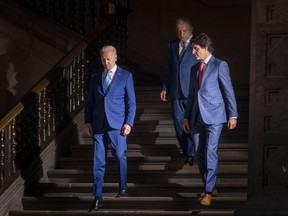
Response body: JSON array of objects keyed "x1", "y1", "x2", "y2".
[
  {"x1": 192, "y1": 44, "x2": 210, "y2": 61},
  {"x1": 101, "y1": 50, "x2": 117, "y2": 71},
  {"x1": 176, "y1": 22, "x2": 192, "y2": 42}
]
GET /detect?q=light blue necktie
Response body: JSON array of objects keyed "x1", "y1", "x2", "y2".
[{"x1": 103, "y1": 70, "x2": 112, "y2": 92}]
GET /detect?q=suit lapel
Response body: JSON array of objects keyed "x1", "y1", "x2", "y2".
[
  {"x1": 105, "y1": 67, "x2": 121, "y2": 94},
  {"x1": 179, "y1": 41, "x2": 192, "y2": 62},
  {"x1": 173, "y1": 41, "x2": 181, "y2": 61},
  {"x1": 200, "y1": 56, "x2": 216, "y2": 87}
]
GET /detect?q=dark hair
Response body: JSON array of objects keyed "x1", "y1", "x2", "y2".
[{"x1": 193, "y1": 33, "x2": 214, "y2": 53}]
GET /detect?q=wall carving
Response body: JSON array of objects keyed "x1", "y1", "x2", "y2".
[
  {"x1": 266, "y1": 1, "x2": 288, "y2": 23},
  {"x1": 264, "y1": 144, "x2": 288, "y2": 189},
  {"x1": 266, "y1": 34, "x2": 288, "y2": 78}
]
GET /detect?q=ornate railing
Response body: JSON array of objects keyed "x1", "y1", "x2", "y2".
[
  {"x1": 0, "y1": 0, "x2": 130, "y2": 195},
  {"x1": 13, "y1": 0, "x2": 130, "y2": 36}
]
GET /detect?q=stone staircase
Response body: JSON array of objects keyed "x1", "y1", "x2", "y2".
[{"x1": 9, "y1": 86, "x2": 249, "y2": 216}]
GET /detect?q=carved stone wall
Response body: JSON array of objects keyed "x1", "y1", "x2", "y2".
[
  {"x1": 249, "y1": 0, "x2": 288, "y2": 193},
  {"x1": 233, "y1": 0, "x2": 288, "y2": 214}
]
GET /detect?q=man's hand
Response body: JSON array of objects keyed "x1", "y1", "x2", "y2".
[
  {"x1": 227, "y1": 118, "x2": 237, "y2": 130},
  {"x1": 182, "y1": 119, "x2": 190, "y2": 133},
  {"x1": 84, "y1": 123, "x2": 92, "y2": 136},
  {"x1": 122, "y1": 124, "x2": 131, "y2": 136},
  {"x1": 160, "y1": 90, "x2": 167, "y2": 101}
]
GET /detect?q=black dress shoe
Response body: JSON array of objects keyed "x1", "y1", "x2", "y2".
[
  {"x1": 116, "y1": 189, "x2": 128, "y2": 198},
  {"x1": 184, "y1": 156, "x2": 195, "y2": 166},
  {"x1": 88, "y1": 197, "x2": 104, "y2": 212}
]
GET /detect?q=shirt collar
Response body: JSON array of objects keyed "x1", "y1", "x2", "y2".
[
  {"x1": 203, "y1": 54, "x2": 212, "y2": 64},
  {"x1": 104, "y1": 65, "x2": 117, "y2": 75},
  {"x1": 179, "y1": 35, "x2": 193, "y2": 45}
]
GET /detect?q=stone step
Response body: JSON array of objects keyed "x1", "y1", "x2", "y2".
[
  {"x1": 7, "y1": 86, "x2": 249, "y2": 216},
  {"x1": 74, "y1": 142, "x2": 248, "y2": 149},
  {"x1": 82, "y1": 137, "x2": 248, "y2": 146},
  {"x1": 48, "y1": 164, "x2": 248, "y2": 176},
  {"x1": 57, "y1": 158, "x2": 248, "y2": 171},
  {"x1": 135, "y1": 106, "x2": 249, "y2": 113},
  {"x1": 20, "y1": 196, "x2": 247, "y2": 211},
  {"x1": 129, "y1": 133, "x2": 247, "y2": 140},
  {"x1": 31, "y1": 182, "x2": 247, "y2": 198},
  {"x1": 81, "y1": 130, "x2": 247, "y2": 139},
  {"x1": 46, "y1": 169, "x2": 247, "y2": 184},
  {"x1": 82, "y1": 139, "x2": 248, "y2": 146},
  {"x1": 134, "y1": 113, "x2": 249, "y2": 123},
  {"x1": 130, "y1": 136, "x2": 248, "y2": 143},
  {"x1": 132, "y1": 120, "x2": 248, "y2": 128},
  {"x1": 131, "y1": 125, "x2": 248, "y2": 134},
  {"x1": 70, "y1": 147, "x2": 248, "y2": 162},
  {"x1": 8, "y1": 209, "x2": 240, "y2": 216},
  {"x1": 9, "y1": 209, "x2": 238, "y2": 216},
  {"x1": 135, "y1": 87, "x2": 248, "y2": 101},
  {"x1": 135, "y1": 104, "x2": 248, "y2": 114}
]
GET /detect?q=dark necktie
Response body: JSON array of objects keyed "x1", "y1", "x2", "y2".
[
  {"x1": 179, "y1": 41, "x2": 186, "y2": 59},
  {"x1": 198, "y1": 61, "x2": 205, "y2": 86}
]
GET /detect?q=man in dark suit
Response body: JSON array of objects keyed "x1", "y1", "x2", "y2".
[
  {"x1": 183, "y1": 33, "x2": 238, "y2": 206},
  {"x1": 160, "y1": 17, "x2": 198, "y2": 165},
  {"x1": 84, "y1": 45, "x2": 136, "y2": 211}
]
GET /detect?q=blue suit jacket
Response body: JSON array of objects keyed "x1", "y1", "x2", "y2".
[
  {"x1": 84, "y1": 66, "x2": 136, "y2": 131},
  {"x1": 162, "y1": 38, "x2": 198, "y2": 99},
  {"x1": 185, "y1": 56, "x2": 238, "y2": 125}
]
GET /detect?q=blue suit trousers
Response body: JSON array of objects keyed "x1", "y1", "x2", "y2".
[
  {"x1": 191, "y1": 113, "x2": 223, "y2": 193},
  {"x1": 92, "y1": 129, "x2": 127, "y2": 197},
  {"x1": 171, "y1": 99, "x2": 195, "y2": 157}
]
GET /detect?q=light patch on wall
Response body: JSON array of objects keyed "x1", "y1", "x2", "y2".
[
  {"x1": 0, "y1": 38, "x2": 8, "y2": 55},
  {"x1": 6, "y1": 62, "x2": 18, "y2": 96}
]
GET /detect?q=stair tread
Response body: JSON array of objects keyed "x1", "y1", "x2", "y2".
[
  {"x1": 34, "y1": 182, "x2": 247, "y2": 188},
  {"x1": 7, "y1": 87, "x2": 249, "y2": 215},
  {"x1": 22, "y1": 196, "x2": 247, "y2": 201},
  {"x1": 9, "y1": 209, "x2": 238, "y2": 216},
  {"x1": 74, "y1": 142, "x2": 248, "y2": 148},
  {"x1": 20, "y1": 196, "x2": 247, "y2": 211}
]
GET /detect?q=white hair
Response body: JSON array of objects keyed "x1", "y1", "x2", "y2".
[{"x1": 100, "y1": 45, "x2": 117, "y2": 55}]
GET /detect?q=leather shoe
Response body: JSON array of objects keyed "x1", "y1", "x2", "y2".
[
  {"x1": 197, "y1": 189, "x2": 218, "y2": 200},
  {"x1": 200, "y1": 194, "x2": 211, "y2": 206},
  {"x1": 116, "y1": 189, "x2": 128, "y2": 198},
  {"x1": 184, "y1": 156, "x2": 195, "y2": 166},
  {"x1": 88, "y1": 197, "x2": 104, "y2": 212}
]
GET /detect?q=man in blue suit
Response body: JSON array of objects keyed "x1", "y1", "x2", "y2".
[
  {"x1": 160, "y1": 17, "x2": 198, "y2": 165},
  {"x1": 183, "y1": 33, "x2": 238, "y2": 206},
  {"x1": 84, "y1": 45, "x2": 136, "y2": 211}
]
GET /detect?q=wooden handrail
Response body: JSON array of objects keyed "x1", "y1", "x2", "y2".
[{"x1": 0, "y1": 103, "x2": 24, "y2": 131}]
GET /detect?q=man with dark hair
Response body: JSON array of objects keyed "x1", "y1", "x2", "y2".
[
  {"x1": 160, "y1": 17, "x2": 198, "y2": 165},
  {"x1": 183, "y1": 33, "x2": 238, "y2": 206}
]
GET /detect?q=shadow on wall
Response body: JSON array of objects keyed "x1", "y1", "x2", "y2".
[{"x1": 0, "y1": 38, "x2": 18, "y2": 118}]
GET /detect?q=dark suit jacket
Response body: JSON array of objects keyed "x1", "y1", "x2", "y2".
[
  {"x1": 162, "y1": 38, "x2": 198, "y2": 99},
  {"x1": 84, "y1": 66, "x2": 136, "y2": 132}
]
